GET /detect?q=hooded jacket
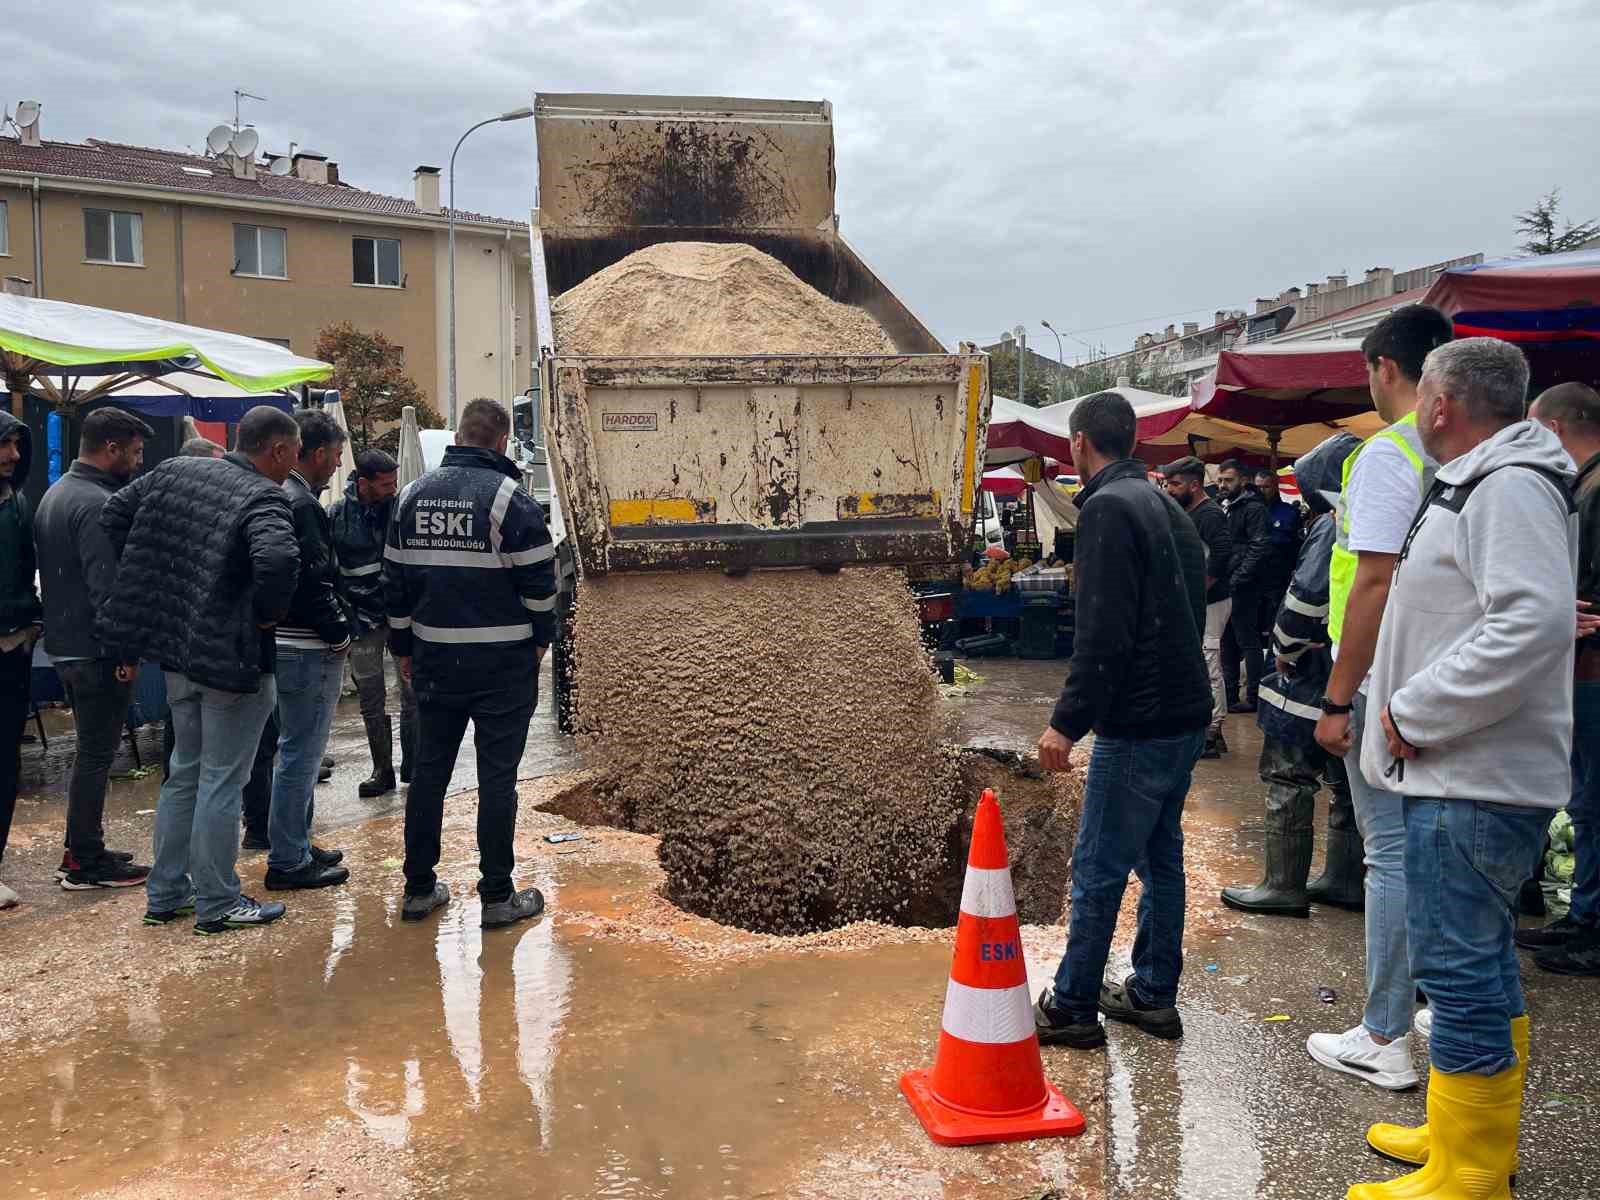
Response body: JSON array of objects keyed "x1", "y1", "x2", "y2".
[
  {"x1": 1224, "y1": 487, "x2": 1271, "y2": 592},
  {"x1": 329, "y1": 472, "x2": 391, "y2": 637},
  {"x1": 34, "y1": 460, "x2": 125, "y2": 660},
  {"x1": 0, "y1": 409, "x2": 41, "y2": 638},
  {"x1": 1362, "y1": 419, "x2": 1578, "y2": 806},
  {"x1": 1257, "y1": 433, "x2": 1362, "y2": 746},
  {"x1": 1049, "y1": 457, "x2": 1212, "y2": 741}
]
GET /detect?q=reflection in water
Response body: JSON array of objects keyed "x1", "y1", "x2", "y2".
[
  {"x1": 324, "y1": 892, "x2": 357, "y2": 984},
  {"x1": 1176, "y1": 1021, "x2": 1262, "y2": 1198},
  {"x1": 436, "y1": 899, "x2": 485, "y2": 1106},
  {"x1": 512, "y1": 910, "x2": 571, "y2": 1149},
  {"x1": 595, "y1": 1145, "x2": 645, "y2": 1199},
  {"x1": 344, "y1": 1057, "x2": 426, "y2": 1148},
  {"x1": 126, "y1": 990, "x2": 163, "y2": 1045},
  {"x1": 1107, "y1": 1036, "x2": 1139, "y2": 1181}
]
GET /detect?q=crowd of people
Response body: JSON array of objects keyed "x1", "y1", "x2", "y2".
[
  {"x1": 1034, "y1": 304, "x2": 1596, "y2": 1199},
  {"x1": 0, "y1": 397, "x2": 558, "y2": 934}
]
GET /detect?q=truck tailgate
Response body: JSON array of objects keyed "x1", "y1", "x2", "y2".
[{"x1": 547, "y1": 353, "x2": 989, "y2": 575}]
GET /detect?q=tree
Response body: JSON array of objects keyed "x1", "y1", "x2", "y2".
[
  {"x1": 313, "y1": 321, "x2": 445, "y2": 453},
  {"x1": 987, "y1": 344, "x2": 1056, "y2": 406},
  {"x1": 1516, "y1": 189, "x2": 1600, "y2": 256}
]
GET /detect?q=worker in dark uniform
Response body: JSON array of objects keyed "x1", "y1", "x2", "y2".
[{"x1": 384, "y1": 399, "x2": 557, "y2": 929}]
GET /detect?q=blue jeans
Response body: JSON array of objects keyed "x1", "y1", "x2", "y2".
[
  {"x1": 1567, "y1": 681, "x2": 1600, "y2": 927},
  {"x1": 147, "y1": 671, "x2": 277, "y2": 923},
  {"x1": 268, "y1": 647, "x2": 346, "y2": 872},
  {"x1": 1348, "y1": 689, "x2": 1414, "y2": 1040},
  {"x1": 1051, "y1": 728, "x2": 1205, "y2": 1022},
  {"x1": 1405, "y1": 797, "x2": 1547, "y2": 1075}
]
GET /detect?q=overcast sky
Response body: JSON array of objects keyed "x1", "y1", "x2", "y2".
[{"x1": 15, "y1": 0, "x2": 1600, "y2": 354}]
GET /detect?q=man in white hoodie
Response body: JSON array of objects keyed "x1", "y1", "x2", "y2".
[{"x1": 1348, "y1": 337, "x2": 1577, "y2": 1200}]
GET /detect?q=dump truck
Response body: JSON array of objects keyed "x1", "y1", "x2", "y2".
[{"x1": 529, "y1": 93, "x2": 991, "y2": 725}]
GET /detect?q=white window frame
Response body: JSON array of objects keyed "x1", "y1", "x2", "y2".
[
  {"x1": 232, "y1": 223, "x2": 288, "y2": 279},
  {"x1": 352, "y1": 236, "x2": 402, "y2": 289},
  {"x1": 0, "y1": 199, "x2": 8, "y2": 257},
  {"x1": 84, "y1": 208, "x2": 144, "y2": 266}
]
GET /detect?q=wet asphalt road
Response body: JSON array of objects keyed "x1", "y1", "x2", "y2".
[
  {"x1": 7, "y1": 655, "x2": 1599, "y2": 1197},
  {"x1": 944, "y1": 658, "x2": 1599, "y2": 1200}
]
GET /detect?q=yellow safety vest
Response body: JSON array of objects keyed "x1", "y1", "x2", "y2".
[{"x1": 1326, "y1": 411, "x2": 1430, "y2": 646}]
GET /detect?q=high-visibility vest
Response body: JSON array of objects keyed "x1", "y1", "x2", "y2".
[{"x1": 1326, "y1": 411, "x2": 1431, "y2": 646}]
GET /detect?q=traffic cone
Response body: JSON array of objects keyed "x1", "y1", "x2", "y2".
[{"x1": 900, "y1": 788, "x2": 1086, "y2": 1146}]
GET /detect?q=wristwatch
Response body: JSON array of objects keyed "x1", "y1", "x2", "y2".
[{"x1": 1319, "y1": 696, "x2": 1354, "y2": 715}]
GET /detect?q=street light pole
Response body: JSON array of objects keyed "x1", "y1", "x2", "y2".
[
  {"x1": 1012, "y1": 323, "x2": 1027, "y2": 404},
  {"x1": 448, "y1": 105, "x2": 535, "y2": 427},
  {"x1": 1040, "y1": 320, "x2": 1066, "y2": 402}
]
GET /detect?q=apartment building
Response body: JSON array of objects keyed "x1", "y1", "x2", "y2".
[{"x1": 0, "y1": 102, "x2": 532, "y2": 425}]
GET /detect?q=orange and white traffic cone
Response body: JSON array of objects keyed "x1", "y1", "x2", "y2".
[{"x1": 900, "y1": 788, "x2": 1086, "y2": 1146}]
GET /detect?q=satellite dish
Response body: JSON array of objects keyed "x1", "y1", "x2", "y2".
[
  {"x1": 229, "y1": 127, "x2": 259, "y2": 158},
  {"x1": 206, "y1": 124, "x2": 233, "y2": 155},
  {"x1": 269, "y1": 156, "x2": 292, "y2": 176},
  {"x1": 15, "y1": 101, "x2": 39, "y2": 128}
]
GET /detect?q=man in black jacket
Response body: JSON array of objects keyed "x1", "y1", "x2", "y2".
[
  {"x1": 331, "y1": 449, "x2": 414, "y2": 796},
  {"x1": 0, "y1": 411, "x2": 41, "y2": 911},
  {"x1": 1164, "y1": 456, "x2": 1233, "y2": 758},
  {"x1": 102, "y1": 405, "x2": 301, "y2": 935},
  {"x1": 36, "y1": 405, "x2": 154, "y2": 890},
  {"x1": 385, "y1": 399, "x2": 557, "y2": 929},
  {"x1": 1034, "y1": 392, "x2": 1211, "y2": 1049},
  {"x1": 1218, "y1": 458, "x2": 1271, "y2": 711},
  {"x1": 265, "y1": 410, "x2": 352, "y2": 892}
]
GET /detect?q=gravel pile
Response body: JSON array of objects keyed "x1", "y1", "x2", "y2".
[
  {"x1": 573, "y1": 568, "x2": 965, "y2": 934},
  {"x1": 551, "y1": 241, "x2": 896, "y2": 355}
]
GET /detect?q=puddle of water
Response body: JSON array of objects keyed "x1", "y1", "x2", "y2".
[{"x1": 0, "y1": 856, "x2": 969, "y2": 1200}]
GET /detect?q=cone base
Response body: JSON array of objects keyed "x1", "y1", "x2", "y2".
[{"x1": 900, "y1": 1067, "x2": 1086, "y2": 1146}]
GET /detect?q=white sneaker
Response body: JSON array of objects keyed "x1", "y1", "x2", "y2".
[
  {"x1": 0, "y1": 880, "x2": 17, "y2": 909},
  {"x1": 1306, "y1": 1023, "x2": 1419, "y2": 1090},
  {"x1": 1414, "y1": 1007, "x2": 1432, "y2": 1040}
]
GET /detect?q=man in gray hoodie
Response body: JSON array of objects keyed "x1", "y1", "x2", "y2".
[{"x1": 1349, "y1": 338, "x2": 1576, "y2": 1200}]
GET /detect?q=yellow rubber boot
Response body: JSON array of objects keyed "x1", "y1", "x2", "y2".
[
  {"x1": 1365, "y1": 1015, "x2": 1528, "y2": 1173},
  {"x1": 1347, "y1": 1062, "x2": 1521, "y2": 1200}
]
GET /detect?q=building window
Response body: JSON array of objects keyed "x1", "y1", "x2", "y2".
[
  {"x1": 84, "y1": 209, "x2": 143, "y2": 265},
  {"x1": 0, "y1": 199, "x2": 8, "y2": 256},
  {"x1": 233, "y1": 224, "x2": 287, "y2": 278},
  {"x1": 352, "y1": 236, "x2": 401, "y2": 288}
]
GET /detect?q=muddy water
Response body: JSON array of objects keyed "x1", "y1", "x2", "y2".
[{"x1": 2, "y1": 815, "x2": 1100, "y2": 1200}]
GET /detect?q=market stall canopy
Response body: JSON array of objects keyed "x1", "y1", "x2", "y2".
[
  {"x1": 0, "y1": 292, "x2": 331, "y2": 410},
  {"x1": 1190, "y1": 340, "x2": 1372, "y2": 427},
  {"x1": 983, "y1": 395, "x2": 1076, "y2": 465},
  {"x1": 57, "y1": 368, "x2": 297, "y2": 422},
  {"x1": 980, "y1": 460, "x2": 1071, "y2": 496},
  {"x1": 1138, "y1": 407, "x2": 1386, "y2": 467},
  {"x1": 1423, "y1": 249, "x2": 1600, "y2": 389},
  {"x1": 397, "y1": 405, "x2": 426, "y2": 489}
]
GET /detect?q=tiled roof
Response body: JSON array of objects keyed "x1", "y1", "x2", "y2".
[{"x1": 0, "y1": 135, "x2": 523, "y2": 229}]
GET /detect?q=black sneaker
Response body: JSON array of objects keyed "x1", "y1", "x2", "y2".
[
  {"x1": 57, "y1": 848, "x2": 138, "y2": 881},
  {"x1": 317, "y1": 765, "x2": 333, "y2": 784},
  {"x1": 402, "y1": 881, "x2": 450, "y2": 922},
  {"x1": 193, "y1": 895, "x2": 286, "y2": 935},
  {"x1": 321, "y1": 755, "x2": 335, "y2": 770},
  {"x1": 1099, "y1": 975, "x2": 1183, "y2": 1040},
  {"x1": 143, "y1": 900, "x2": 197, "y2": 926},
  {"x1": 1534, "y1": 933, "x2": 1600, "y2": 977},
  {"x1": 241, "y1": 831, "x2": 270, "y2": 852},
  {"x1": 481, "y1": 887, "x2": 545, "y2": 929},
  {"x1": 310, "y1": 844, "x2": 344, "y2": 867},
  {"x1": 1516, "y1": 914, "x2": 1588, "y2": 951},
  {"x1": 1033, "y1": 989, "x2": 1107, "y2": 1049},
  {"x1": 264, "y1": 860, "x2": 350, "y2": 891},
  {"x1": 61, "y1": 858, "x2": 151, "y2": 890}
]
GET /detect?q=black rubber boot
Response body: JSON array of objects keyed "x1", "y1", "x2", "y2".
[
  {"x1": 358, "y1": 716, "x2": 395, "y2": 798},
  {"x1": 399, "y1": 713, "x2": 417, "y2": 784},
  {"x1": 1307, "y1": 755, "x2": 1365, "y2": 910},
  {"x1": 1221, "y1": 831, "x2": 1313, "y2": 917}
]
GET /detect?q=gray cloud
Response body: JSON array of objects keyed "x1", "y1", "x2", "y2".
[{"x1": 14, "y1": 0, "x2": 1599, "y2": 352}]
